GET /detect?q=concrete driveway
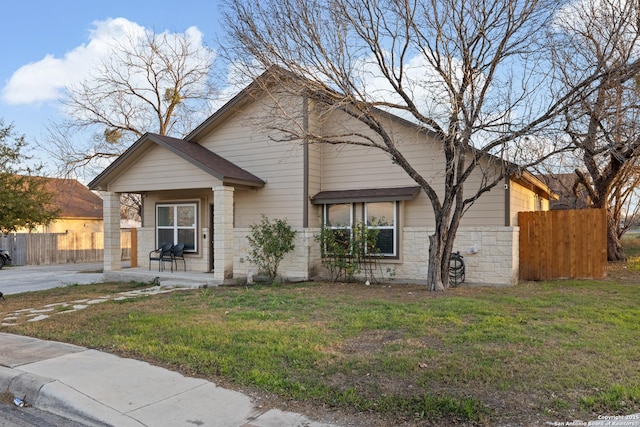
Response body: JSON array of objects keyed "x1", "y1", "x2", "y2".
[{"x1": 0, "y1": 263, "x2": 105, "y2": 296}]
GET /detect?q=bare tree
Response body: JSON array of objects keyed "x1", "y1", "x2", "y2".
[
  {"x1": 221, "y1": 0, "x2": 640, "y2": 290},
  {"x1": 611, "y1": 160, "x2": 640, "y2": 234},
  {"x1": 550, "y1": 0, "x2": 640, "y2": 261},
  {"x1": 43, "y1": 28, "x2": 217, "y2": 178},
  {"x1": 41, "y1": 27, "x2": 217, "y2": 223}
]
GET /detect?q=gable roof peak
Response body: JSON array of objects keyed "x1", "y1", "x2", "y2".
[{"x1": 89, "y1": 133, "x2": 264, "y2": 191}]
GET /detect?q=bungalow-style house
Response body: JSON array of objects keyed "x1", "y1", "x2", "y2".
[
  {"x1": 26, "y1": 178, "x2": 103, "y2": 233},
  {"x1": 89, "y1": 71, "x2": 554, "y2": 286}
]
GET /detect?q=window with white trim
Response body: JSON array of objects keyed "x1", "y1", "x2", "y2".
[
  {"x1": 325, "y1": 203, "x2": 352, "y2": 249},
  {"x1": 366, "y1": 202, "x2": 396, "y2": 256},
  {"x1": 156, "y1": 203, "x2": 198, "y2": 252},
  {"x1": 323, "y1": 201, "x2": 398, "y2": 257}
]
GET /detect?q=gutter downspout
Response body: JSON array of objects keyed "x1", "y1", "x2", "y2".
[
  {"x1": 504, "y1": 176, "x2": 511, "y2": 226},
  {"x1": 303, "y1": 93, "x2": 309, "y2": 229}
]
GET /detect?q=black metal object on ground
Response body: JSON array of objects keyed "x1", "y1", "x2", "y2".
[
  {"x1": 449, "y1": 252, "x2": 465, "y2": 287},
  {"x1": 0, "y1": 249, "x2": 11, "y2": 270}
]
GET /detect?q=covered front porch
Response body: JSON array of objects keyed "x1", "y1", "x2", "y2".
[
  {"x1": 89, "y1": 133, "x2": 266, "y2": 285},
  {"x1": 103, "y1": 264, "x2": 239, "y2": 288},
  {"x1": 100, "y1": 186, "x2": 241, "y2": 285}
]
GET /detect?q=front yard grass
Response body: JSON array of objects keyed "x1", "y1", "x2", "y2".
[
  {"x1": 2, "y1": 275, "x2": 639, "y2": 426},
  {"x1": 622, "y1": 233, "x2": 640, "y2": 270}
]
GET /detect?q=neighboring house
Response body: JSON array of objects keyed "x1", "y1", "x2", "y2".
[
  {"x1": 27, "y1": 178, "x2": 103, "y2": 233},
  {"x1": 89, "y1": 71, "x2": 554, "y2": 286},
  {"x1": 538, "y1": 173, "x2": 591, "y2": 210}
]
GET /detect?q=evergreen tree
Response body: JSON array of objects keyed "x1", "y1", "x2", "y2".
[{"x1": 0, "y1": 119, "x2": 58, "y2": 233}]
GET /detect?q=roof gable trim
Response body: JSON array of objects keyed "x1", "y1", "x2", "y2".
[{"x1": 89, "y1": 133, "x2": 265, "y2": 191}]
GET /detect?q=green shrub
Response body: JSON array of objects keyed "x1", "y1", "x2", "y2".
[
  {"x1": 316, "y1": 221, "x2": 381, "y2": 283},
  {"x1": 247, "y1": 215, "x2": 296, "y2": 283}
]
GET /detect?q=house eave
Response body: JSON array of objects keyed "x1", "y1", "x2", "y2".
[
  {"x1": 310, "y1": 186, "x2": 421, "y2": 204},
  {"x1": 55, "y1": 216, "x2": 103, "y2": 221},
  {"x1": 89, "y1": 133, "x2": 265, "y2": 192},
  {"x1": 512, "y1": 171, "x2": 559, "y2": 200},
  {"x1": 88, "y1": 135, "x2": 150, "y2": 191},
  {"x1": 223, "y1": 178, "x2": 266, "y2": 189}
]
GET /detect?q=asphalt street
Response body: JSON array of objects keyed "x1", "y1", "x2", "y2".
[{"x1": 0, "y1": 402, "x2": 89, "y2": 427}]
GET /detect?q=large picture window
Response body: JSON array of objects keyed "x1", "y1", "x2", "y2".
[
  {"x1": 323, "y1": 201, "x2": 398, "y2": 257},
  {"x1": 156, "y1": 203, "x2": 197, "y2": 252}
]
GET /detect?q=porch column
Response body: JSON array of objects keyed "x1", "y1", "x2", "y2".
[
  {"x1": 213, "y1": 186, "x2": 234, "y2": 280},
  {"x1": 102, "y1": 191, "x2": 121, "y2": 272}
]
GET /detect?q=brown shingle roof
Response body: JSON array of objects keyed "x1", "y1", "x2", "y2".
[
  {"x1": 150, "y1": 134, "x2": 265, "y2": 187},
  {"x1": 89, "y1": 133, "x2": 265, "y2": 191},
  {"x1": 44, "y1": 178, "x2": 103, "y2": 219}
]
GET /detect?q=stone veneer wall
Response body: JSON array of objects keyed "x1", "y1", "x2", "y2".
[
  {"x1": 102, "y1": 191, "x2": 122, "y2": 271},
  {"x1": 233, "y1": 229, "x2": 322, "y2": 281},
  {"x1": 232, "y1": 226, "x2": 519, "y2": 286},
  {"x1": 394, "y1": 227, "x2": 520, "y2": 286},
  {"x1": 137, "y1": 227, "x2": 154, "y2": 269}
]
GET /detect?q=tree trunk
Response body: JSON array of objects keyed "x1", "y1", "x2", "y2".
[
  {"x1": 607, "y1": 211, "x2": 626, "y2": 261},
  {"x1": 427, "y1": 233, "x2": 446, "y2": 291}
]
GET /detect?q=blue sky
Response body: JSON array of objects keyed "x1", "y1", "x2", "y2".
[{"x1": 0, "y1": 0, "x2": 222, "y2": 170}]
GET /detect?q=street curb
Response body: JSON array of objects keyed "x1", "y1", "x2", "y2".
[
  {"x1": 0, "y1": 365, "x2": 123, "y2": 427},
  {"x1": 36, "y1": 381, "x2": 138, "y2": 427},
  {"x1": 0, "y1": 365, "x2": 54, "y2": 403},
  {"x1": 249, "y1": 408, "x2": 340, "y2": 427}
]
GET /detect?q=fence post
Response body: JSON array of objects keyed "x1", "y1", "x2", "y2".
[
  {"x1": 130, "y1": 228, "x2": 138, "y2": 267},
  {"x1": 14, "y1": 233, "x2": 26, "y2": 265}
]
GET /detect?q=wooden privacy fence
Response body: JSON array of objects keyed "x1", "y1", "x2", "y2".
[
  {"x1": 0, "y1": 230, "x2": 133, "y2": 266},
  {"x1": 518, "y1": 209, "x2": 607, "y2": 281}
]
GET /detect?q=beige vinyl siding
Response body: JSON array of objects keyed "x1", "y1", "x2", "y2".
[
  {"x1": 318, "y1": 110, "x2": 507, "y2": 227},
  {"x1": 307, "y1": 103, "x2": 323, "y2": 228},
  {"x1": 308, "y1": 142, "x2": 323, "y2": 228},
  {"x1": 108, "y1": 144, "x2": 221, "y2": 193},
  {"x1": 458, "y1": 175, "x2": 506, "y2": 226},
  {"x1": 509, "y1": 181, "x2": 540, "y2": 225},
  {"x1": 196, "y1": 93, "x2": 305, "y2": 228}
]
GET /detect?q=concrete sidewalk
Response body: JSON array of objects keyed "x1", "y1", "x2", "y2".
[{"x1": 0, "y1": 333, "x2": 341, "y2": 427}]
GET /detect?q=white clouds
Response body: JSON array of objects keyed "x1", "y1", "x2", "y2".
[
  {"x1": 0, "y1": 18, "x2": 204, "y2": 106},
  {"x1": 1, "y1": 54, "x2": 74, "y2": 105}
]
